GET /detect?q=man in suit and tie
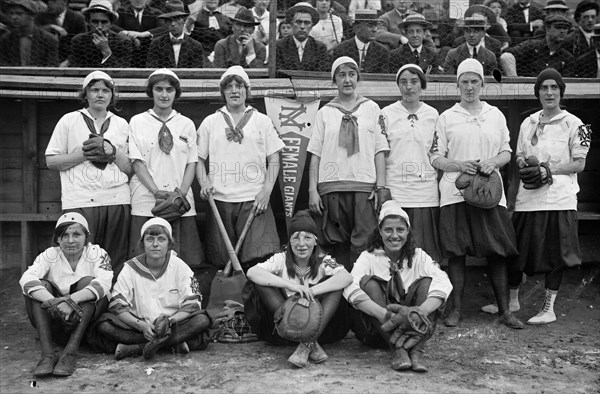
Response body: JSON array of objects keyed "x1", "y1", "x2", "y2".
[
  {"x1": 113, "y1": 0, "x2": 167, "y2": 67},
  {"x1": 68, "y1": 0, "x2": 132, "y2": 67},
  {"x1": 276, "y1": 2, "x2": 330, "y2": 72},
  {"x1": 186, "y1": 0, "x2": 232, "y2": 59},
  {"x1": 563, "y1": 0, "x2": 599, "y2": 58},
  {"x1": 389, "y1": 13, "x2": 440, "y2": 75},
  {"x1": 574, "y1": 22, "x2": 600, "y2": 78},
  {"x1": 213, "y1": 7, "x2": 266, "y2": 68},
  {"x1": 332, "y1": 9, "x2": 389, "y2": 73},
  {"x1": 505, "y1": 0, "x2": 545, "y2": 43},
  {"x1": 146, "y1": 0, "x2": 204, "y2": 68},
  {"x1": 0, "y1": 0, "x2": 59, "y2": 66},
  {"x1": 376, "y1": 0, "x2": 435, "y2": 50},
  {"x1": 443, "y1": 15, "x2": 498, "y2": 75},
  {"x1": 35, "y1": 0, "x2": 86, "y2": 64}
]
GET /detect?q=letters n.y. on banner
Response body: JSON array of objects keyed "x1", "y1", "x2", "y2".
[{"x1": 264, "y1": 96, "x2": 321, "y2": 232}]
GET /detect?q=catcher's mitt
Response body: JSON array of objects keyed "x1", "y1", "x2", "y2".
[
  {"x1": 82, "y1": 134, "x2": 116, "y2": 169},
  {"x1": 153, "y1": 314, "x2": 172, "y2": 339},
  {"x1": 518, "y1": 155, "x2": 553, "y2": 190},
  {"x1": 381, "y1": 304, "x2": 432, "y2": 350},
  {"x1": 41, "y1": 296, "x2": 84, "y2": 327},
  {"x1": 455, "y1": 170, "x2": 502, "y2": 209},
  {"x1": 151, "y1": 187, "x2": 191, "y2": 222},
  {"x1": 274, "y1": 294, "x2": 322, "y2": 342}
]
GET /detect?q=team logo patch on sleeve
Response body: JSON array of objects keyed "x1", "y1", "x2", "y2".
[
  {"x1": 578, "y1": 124, "x2": 592, "y2": 147},
  {"x1": 98, "y1": 254, "x2": 112, "y2": 271},
  {"x1": 190, "y1": 276, "x2": 201, "y2": 295},
  {"x1": 378, "y1": 114, "x2": 388, "y2": 138},
  {"x1": 429, "y1": 130, "x2": 439, "y2": 154},
  {"x1": 322, "y1": 256, "x2": 341, "y2": 269}
]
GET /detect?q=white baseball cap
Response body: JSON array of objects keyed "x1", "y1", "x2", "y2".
[
  {"x1": 56, "y1": 212, "x2": 90, "y2": 232},
  {"x1": 456, "y1": 58, "x2": 484, "y2": 84},
  {"x1": 140, "y1": 217, "x2": 172, "y2": 237},
  {"x1": 219, "y1": 66, "x2": 250, "y2": 86},
  {"x1": 83, "y1": 70, "x2": 113, "y2": 89},
  {"x1": 378, "y1": 201, "x2": 411, "y2": 228},
  {"x1": 331, "y1": 56, "x2": 358, "y2": 79}
]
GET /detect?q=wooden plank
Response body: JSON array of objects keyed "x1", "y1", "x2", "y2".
[
  {"x1": 23, "y1": 100, "x2": 38, "y2": 214},
  {"x1": 0, "y1": 213, "x2": 61, "y2": 221},
  {"x1": 0, "y1": 67, "x2": 270, "y2": 78}
]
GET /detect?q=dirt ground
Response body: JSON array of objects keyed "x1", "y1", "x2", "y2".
[{"x1": 1, "y1": 265, "x2": 599, "y2": 394}]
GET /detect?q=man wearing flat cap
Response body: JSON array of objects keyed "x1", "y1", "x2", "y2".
[
  {"x1": 563, "y1": 0, "x2": 599, "y2": 58},
  {"x1": 442, "y1": 15, "x2": 498, "y2": 75},
  {"x1": 332, "y1": 10, "x2": 389, "y2": 74},
  {"x1": 146, "y1": 0, "x2": 204, "y2": 68},
  {"x1": 574, "y1": 22, "x2": 600, "y2": 77},
  {"x1": 389, "y1": 13, "x2": 441, "y2": 75},
  {"x1": 214, "y1": 7, "x2": 266, "y2": 68},
  {"x1": 68, "y1": 0, "x2": 132, "y2": 67},
  {"x1": 275, "y1": 2, "x2": 330, "y2": 72},
  {"x1": 501, "y1": 14, "x2": 575, "y2": 77},
  {"x1": 0, "y1": 0, "x2": 59, "y2": 66},
  {"x1": 533, "y1": 0, "x2": 571, "y2": 38}
]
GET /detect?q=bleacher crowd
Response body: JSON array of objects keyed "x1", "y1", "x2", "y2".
[{"x1": 0, "y1": 0, "x2": 599, "y2": 77}]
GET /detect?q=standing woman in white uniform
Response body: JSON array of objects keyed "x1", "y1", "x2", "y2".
[
  {"x1": 128, "y1": 68, "x2": 203, "y2": 267},
  {"x1": 382, "y1": 64, "x2": 442, "y2": 262},
  {"x1": 45, "y1": 71, "x2": 131, "y2": 275},
  {"x1": 483, "y1": 69, "x2": 590, "y2": 325},
  {"x1": 428, "y1": 59, "x2": 523, "y2": 329}
]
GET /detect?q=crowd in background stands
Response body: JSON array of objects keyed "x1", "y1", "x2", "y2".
[{"x1": 0, "y1": 0, "x2": 599, "y2": 77}]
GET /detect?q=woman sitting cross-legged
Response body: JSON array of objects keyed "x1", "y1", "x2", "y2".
[
  {"x1": 88, "y1": 218, "x2": 211, "y2": 360},
  {"x1": 244, "y1": 210, "x2": 353, "y2": 368},
  {"x1": 344, "y1": 201, "x2": 453, "y2": 372},
  {"x1": 19, "y1": 212, "x2": 113, "y2": 377}
]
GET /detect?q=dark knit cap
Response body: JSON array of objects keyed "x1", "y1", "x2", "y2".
[
  {"x1": 288, "y1": 210, "x2": 318, "y2": 237},
  {"x1": 534, "y1": 68, "x2": 565, "y2": 98}
]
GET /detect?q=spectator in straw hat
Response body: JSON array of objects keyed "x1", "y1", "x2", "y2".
[
  {"x1": 214, "y1": 6, "x2": 266, "y2": 68},
  {"x1": 389, "y1": 13, "x2": 440, "y2": 75},
  {"x1": 453, "y1": 4, "x2": 507, "y2": 55},
  {"x1": 375, "y1": 0, "x2": 435, "y2": 50},
  {"x1": 146, "y1": 0, "x2": 205, "y2": 68},
  {"x1": 68, "y1": 0, "x2": 132, "y2": 67},
  {"x1": 501, "y1": 14, "x2": 575, "y2": 76},
  {"x1": 563, "y1": 0, "x2": 599, "y2": 58},
  {"x1": 276, "y1": 2, "x2": 330, "y2": 71},
  {"x1": 442, "y1": 15, "x2": 498, "y2": 75},
  {"x1": 332, "y1": 9, "x2": 389, "y2": 73},
  {"x1": 533, "y1": 0, "x2": 571, "y2": 38},
  {"x1": 574, "y1": 22, "x2": 600, "y2": 77},
  {"x1": 112, "y1": 0, "x2": 166, "y2": 68},
  {"x1": 0, "y1": 0, "x2": 59, "y2": 66}
]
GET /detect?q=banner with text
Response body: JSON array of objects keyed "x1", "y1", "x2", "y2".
[{"x1": 264, "y1": 96, "x2": 321, "y2": 232}]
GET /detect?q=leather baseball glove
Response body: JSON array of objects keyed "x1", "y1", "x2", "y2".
[
  {"x1": 153, "y1": 314, "x2": 172, "y2": 339},
  {"x1": 518, "y1": 155, "x2": 553, "y2": 189},
  {"x1": 82, "y1": 134, "x2": 116, "y2": 169},
  {"x1": 274, "y1": 294, "x2": 322, "y2": 342},
  {"x1": 41, "y1": 296, "x2": 84, "y2": 327},
  {"x1": 381, "y1": 304, "x2": 432, "y2": 350},
  {"x1": 455, "y1": 170, "x2": 502, "y2": 209},
  {"x1": 151, "y1": 188, "x2": 191, "y2": 222}
]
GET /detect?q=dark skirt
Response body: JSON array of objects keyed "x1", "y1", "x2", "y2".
[
  {"x1": 512, "y1": 210, "x2": 581, "y2": 275},
  {"x1": 129, "y1": 215, "x2": 204, "y2": 268},
  {"x1": 242, "y1": 281, "x2": 351, "y2": 346},
  {"x1": 404, "y1": 207, "x2": 442, "y2": 263},
  {"x1": 439, "y1": 202, "x2": 518, "y2": 259}
]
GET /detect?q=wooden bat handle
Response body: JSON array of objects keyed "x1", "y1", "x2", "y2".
[{"x1": 207, "y1": 195, "x2": 243, "y2": 273}]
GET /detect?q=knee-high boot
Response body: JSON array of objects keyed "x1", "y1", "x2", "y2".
[
  {"x1": 30, "y1": 300, "x2": 57, "y2": 376},
  {"x1": 53, "y1": 302, "x2": 96, "y2": 376}
]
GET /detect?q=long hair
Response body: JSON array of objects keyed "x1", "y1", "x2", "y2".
[
  {"x1": 366, "y1": 217, "x2": 417, "y2": 269},
  {"x1": 284, "y1": 240, "x2": 323, "y2": 281}
]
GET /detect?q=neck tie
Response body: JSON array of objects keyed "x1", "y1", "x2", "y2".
[
  {"x1": 413, "y1": 49, "x2": 419, "y2": 63},
  {"x1": 360, "y1": 46, "x2": 367, "y2": 71},
  {"x1": 136, "y1": 11, "x2": 142, "y2": 25},
  {"x1": 325, "y1": 96, "x2": 369, "y2": 157},
  {"x1": 472, "y1": 47, "x2": 477, "y2": 60},
  {"x1": 171, "y1": 37, "x2": 183, "y2": 45},
  {"x1": 219, "y1": 108, "x2": 255, "y2": 143},
  {"x1": 80, "y1": 112, "x2": 111, "y2": 170},
  {"x1": 386, "y1": 260, "x2": 407, "y2": 305},
  {"x1": 298, "y1": 44, "x2": 304, "y2": 62},
  {"x1": 148, "y1": 112, "x2": 174, "y2": 154}
]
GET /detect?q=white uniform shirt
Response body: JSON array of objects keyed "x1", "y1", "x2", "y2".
[
  {"x1": 196, "y1": 106, "x2": 285, "y2": 202},
  {"x1": 255, "y1": 252, "x2": 346, "y2": 298},
  {"x1": 45, "y1": 109, "x2": 130, "y2": 209},
  {"x1": 310, "y1": 14, "x2": 344, "y2": 51},
  {"x1": 307, "y1": 99, "x2": 390, "y2": 188},
  {"x1": 129, "y1": 110, "x2": 198, "y2": 217},
  {"x1": 343, "y1": 248, "x2": 452, "y2": 307},
  {"x1": 19, "y1": 244, "x2": 113, "y2": 301},
  {"x1": 109, "y1": 252, "x2": 201, "y2": 324},
  {"x1": 383, "y1": 101, "x2": 440, "y2": 207},
  {"x1": 515, "y1": 110, "x2": 591, "y2": 212},
  {"x1": 429, "y1": 102, "x2": 512, "y2": 207}
]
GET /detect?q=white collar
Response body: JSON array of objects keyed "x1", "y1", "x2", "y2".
[
  {"x1": 293, "y1": 36, "x2": 307, "y2": 48},
  {"x1": 355, "y1": 35, "x2": 370, "y2": 49},
  {"x1": 169, "y1": 32, "x2": 185, "y2": 40},
  {"x1": 408, "y1": 44, "x2": 422, "y2": 53},
  {"x1": 466, "y1": 42, "x2": 482, "y2": 52}
]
